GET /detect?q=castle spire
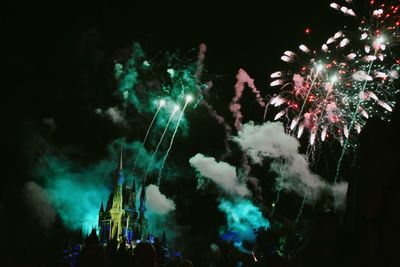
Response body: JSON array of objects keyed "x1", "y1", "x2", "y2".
[
  {"x1": 114, "y1": 143, "x2": 124, "y2": 187},
  {"x1": 99, "y1": 199, "x2": 104, "y2": 213},
  {"x1": 128, "y1": 176, "x2": 136, "y2": 209},
  {"x1": 119, "y1": 143, "x2": 123, "y2": 170},
  {"x1": 139, "y1": 185, "x2": 146, "y2": 214},
  {"x1": 109, "y1": 142, "x2": 125, "y2": 241}
]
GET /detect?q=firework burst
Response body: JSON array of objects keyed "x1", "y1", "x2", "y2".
[{"x1": 269, "y1": 0, "x2": 399, "y2": 148}]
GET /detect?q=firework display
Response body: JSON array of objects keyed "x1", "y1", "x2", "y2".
[{"x1": 269, "y1": 0, "x2": 399, "y2": 147}]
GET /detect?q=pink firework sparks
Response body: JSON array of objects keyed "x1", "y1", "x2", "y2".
[{"x1": 267, "y1": 1, "x2": 399, "y2": 147}]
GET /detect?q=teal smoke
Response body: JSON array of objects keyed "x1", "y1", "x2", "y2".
[
  {"x1": 33, "y1": 140, "x2": 158, "y2": 233},
  {"x1": 35, "y1": 155, "x2": 113, "y2": 233},
  {"x1": 218, "y1": 198, "x2": 270, "y2": 245}
]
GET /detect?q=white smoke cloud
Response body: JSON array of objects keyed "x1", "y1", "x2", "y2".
[
  {"x1": 105, "y1": 107, "x2": 127, "y2": 126},
  {"x1": 331, "y1": 182, "x2": 348, "y2": 210},
  {"x1": 114, "y1": 62, "x2": 123, "y2": 79},
  {"x1": 189, "y1": 153, "x2": 250, "y2": 197},
  {"x1": 234, "y1": 121, "x2": 347, "y2": 210},
  {"x1": 23, "y1": 181, "x2": 57, "y2": 228},
  {"x1": 95, "y1": 107, "x2": 128, "y2": 127},
  {"x1": 145, "y1": 184, "x2": 176, "y2": 215}
]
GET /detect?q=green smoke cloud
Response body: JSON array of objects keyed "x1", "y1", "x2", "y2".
[
  {"x1": 31, "y1": 139, "x2": 164, "y2": 233},
  {"x1": 218, "y1": 198, "x2": 270, "y2": 250},
  {"x1": 112, "y1": 43, "x2": 208, "y2": 140},
  {"x1": 34, "y1": 153, "x2": 114, "y2": 233}
]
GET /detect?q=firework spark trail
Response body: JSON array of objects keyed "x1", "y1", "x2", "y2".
[
  {"x1": 334, "y1": 60, "x2": 375, "y2": 183},
  {"x1": 193, "y1": 44, "x2": 234, "y2": 158},
  {"x1": 201, "y1": 99, "x2": 233, "y2": 159},
  {"x1": 293, "y1": 145, "x2": 315, "y2": 221},
  {"x1": 195, "y1": 43, "x2": 207, "y2": 81},
  {"x1": 308, "y1": 79, "x2": 337, "y2": 147},
  {"x1": 298, "y1": 68, "x2": 322, "y2": 119},
  {"x1": 158, "y1": 98, "x2": 191, "y2": 185},
  {"x1": 194, "y1": 44, "x2": 233, "y2": 157},
  {"x1": 295, "y1": 194, "x2": 307, "y2": 223},
  {"x1": 133, "y1": 102, "x2": 164, "y2": 173},
  {"x1": 262, "y1": 94, "x2": 276, "y2": 121},
  {"x1": 305, "y1": 143, "x2": 316, "y2": 167},
  {"x1": 288, "y1": 67, "x2": 322, "y2": 143},
  {"x1": 270, "y1": 177, "x2": 283, "y2": 217},
  {"x1": 230, "y1": 69, "x2": 266, "y2": 130},
  {"x1": 142, "y1": 107, "x2": 178, "y2": 185}
]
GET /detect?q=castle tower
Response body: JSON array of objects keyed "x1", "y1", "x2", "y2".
[
  {"x1": 110, "y1": 147, "x2": 125, "y2": 241},
  {"x1": 99, "y1": 200, "x2": 104, "y2": 213},
  {"x1": 129, "y1": 176, "x2": 136, "y2": 210},
  {"x1": 139, "y1": 183, "x2": 146, "y2": 215},
  {"x1": 98, "y1": 200, "x2": 104, "y2": 238},
  {"x1": 137, "y1": 184, "x2": 148, "y2": 239}
]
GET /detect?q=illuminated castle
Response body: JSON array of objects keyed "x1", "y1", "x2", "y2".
[{"x1": 97, "y1": 149, "x2": 148, "y2": 246}]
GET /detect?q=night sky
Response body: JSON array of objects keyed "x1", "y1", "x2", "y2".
[
  {"x1": 4, "y1": 0, "x2": 343, "y2": 180},
  {"x1": 2, "y1": 1, "x2": 400, "y2": 266}
]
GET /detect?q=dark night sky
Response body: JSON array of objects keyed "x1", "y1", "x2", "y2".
[
  {"x1": 3, "y1": 0, "x2": 344, "y2": 188},
  {"x1": 4, "y1": 0, "x2": 390, "y2": 265}
]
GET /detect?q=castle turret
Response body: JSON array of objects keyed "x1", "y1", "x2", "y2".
[
  {"x1": 129, "y1": 176, "x2": 136, "y2": 210},
  {"x1": 137, "y1": 184, "x2": 148, "y2": 239},
  {"x1": 99, "y1": 200, "x2": 104, "y2": 213},
  {"x1": 98, "y1": 200, "x2": 104, "y2": 236},
  {"x1": 110, "y1": 146, "x2": 125, "y2": 241},
  {"x1": 139, "y1": 184, "x2": 146, "y2": 215}
]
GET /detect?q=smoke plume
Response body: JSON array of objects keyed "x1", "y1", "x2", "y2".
[
  {"x1": 230, "y1": 69, "x2": 266, "y2": 130},
  {"x1": 189, "y1": 153, "x2": 250, "y2": 197},
  {"x1": 95, "y1": 107, "x2": 128, "y2": 127},
  {"x1": 23, "y1": 181, "x2": 57, "y2": 228},
  {"x1": 234, "y1": 121, "x2": 348, "y2": 209},
  {"x1": 218, "y1": 199, "x2": 270, "y2": 243},
  {"x1": 145, "y1": 184, "x2": 176, "y2": 215}
]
